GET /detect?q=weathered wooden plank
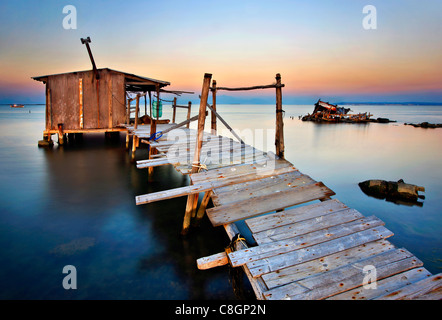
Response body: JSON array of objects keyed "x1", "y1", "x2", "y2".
[
  {"x1": 228, "y1": 215, "x2": 383, "y2": 267},
  {"x1": 213, "y1": 172, "x2": 316, "y2": 206},
  {"x1": 253, "y1": 208, "x2": 363, "y2": 245},
  {"x1": 327, "y1": 267, "x2": 432, "y2": 300},
  {"x1": 247, "y1": 226, "x2": 394, "y2": 278},
  {"x1": 207, "y1": 182, "x2": 335, "y2": 227},
  {"x1": 262, "y1": 239, "x2": 396, "y2": 290},
  {"x1": 135, "y1": 162, "x2": 298, "y2": 205},
  {"x1": 264, "y1": 249, "x2": 423, "y2": 300},
  {"x1": 375, "y1": 273, "x2": 442, "y2": 300},
  {"x1": 190, "y1": 157, "x2": 292, "y2": 184},
  {"x1": 246, "y1": 199, "x2": 349, "y2": 234},
  {"x1": 197, "y1": 252, "x2": 228, "y2": 270},
  {"x1": 137, "y1": 145, "x2": 259, "y2": 169}
]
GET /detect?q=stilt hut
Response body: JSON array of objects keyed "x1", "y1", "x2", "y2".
[{"x1": 32, "y1": 68, "x2": 170, "y2": 143}]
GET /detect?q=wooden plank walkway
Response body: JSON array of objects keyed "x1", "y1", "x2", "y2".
[{"x1": 131, "y1": 124, "x2": 442, "y2": 300}]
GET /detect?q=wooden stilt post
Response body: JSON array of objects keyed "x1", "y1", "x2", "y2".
[
  {"x1": 155, "y1": 85, "x2": 160, "y2": 120},
  {"x1": 186, "y1": 101, "x2": 192, "y2": 128},
  {"x1": 148, "y1": 118, "x2": 157, "y2": 175},
  {"x1": 57, "y1": 123, "x2": 64, "y2": 145},
  {"x1": 211, "y1": 80, "x2": 217, "y2": 135},
  {"x1": 182, "y1": 73, "x2": 212, "y2": 235},
  {"x1": 126, "y1": 132, "x2": 130, "y2": 150},
  {"x1": 172, "y1": 97, "x2": 177, "y2": 123},
  {"x1": 193, "y1": 190, "x2": 213, "y2": 226},
  {"x1": 275, "y1": 73, "x2": 284, "y2": 159},
  {"x1": 134, "y1": 95, "x2": 140, "y2": 130}
]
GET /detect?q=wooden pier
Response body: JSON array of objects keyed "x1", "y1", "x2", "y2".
[{"x1": 131, "y1": 73, "x2": 441, "y2": 300}]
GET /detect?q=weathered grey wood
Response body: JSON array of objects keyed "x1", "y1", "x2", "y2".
[
  {"x1": 223, "y1": 223, "x2": 267, "y2": 300},
  {"x1": 213, "y1": 172, "x2": 316, "y2": 206},
  {"x1": 247, "y1": 226, "x2": 394, "y2": 278},
  {"x1": 265, "y1": 249, "x2": 423, "y2": 300},
  {"x1": 253, "y1": 208, "x2": 364, "y2": 245},
  {"x1": 262, "y1": 239, "x2": 396, "y2": 290},
  {"x1": 228, "y1": 215, "x2": 383, "y2": 267},
  {"x1": 207, "y1": 182, "x2": 335, "y2": 227},
  {"x1": 190, "y1": 158, "x2": 295, "y2": 184},
  {"x1": 197, "y1": 252, "x2": 228, "y2": 270},
  {"x1": 327, "y1": 267, "x2": 432, "y2": 300},
  {"x1": 135, "y1": 163, "x2": 298, "y2": 205},
  {"x1": 375, "y1": 273, "x2": 442, "y2": 300},
  {"x1": 213, "y1": 84, "x2": 285, "y2": 91},
  {"x1": 246, "y1": 199, "x2": 349, "y2": 234}
]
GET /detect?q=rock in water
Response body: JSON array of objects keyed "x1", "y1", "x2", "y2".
[{"x1": 358, "y1": 179, "x2": 425, "y2": 204}]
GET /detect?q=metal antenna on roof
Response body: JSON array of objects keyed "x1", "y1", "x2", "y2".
[{"x1": 80, "y1": 37, "x2": 99, "y2": 80}]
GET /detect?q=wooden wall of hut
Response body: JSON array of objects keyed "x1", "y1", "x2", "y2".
[{"x1": 45, "y1": 69, "x2": 126, "y2": 131}]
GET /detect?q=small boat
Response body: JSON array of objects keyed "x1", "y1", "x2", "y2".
[{"x1": 10, "y1": 104, "x2": 24, "y2": 108}]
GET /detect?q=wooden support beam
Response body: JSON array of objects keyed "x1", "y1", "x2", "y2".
[
  {"x1": 134, "y1": 95, "x2": 140, "y2": 130},
  {"x1": 57, "y1": 123, "x2": 64, "y2": 145},
  {"x1": 197, "y1": 252, "x2": 229, "y2": 270},
  {"x1": 182, "y1": 73, "x2": 212, "y2": 235},
  {"x1": 211, "y1": 80, "x2": 217, "y2": 135},
  {"x1": 172, "y1": 97, "x2": 177, "y2": 123},
  {"x1": 79, "y1": 79, "x2": 84, "y2": 129},
  {"x1": 212, "y1": 84, "x2": 285, "y2": 91},
  {"x1": 108, "y1": 77, "x2": 113, "y2": 129},
  {"x1": 194, "y1": 190, "x2": 213, "y2": 224},
  {"x1": 186, "y1": 101, "x2": 192, "y2": 129},
  {"x1": 275, "y1": 73, "x2": 284, "y2": 159}
]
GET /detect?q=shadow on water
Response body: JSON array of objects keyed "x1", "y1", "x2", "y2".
[{"x1": 32, "y1": 133, "x2": 254, "y2": 299}]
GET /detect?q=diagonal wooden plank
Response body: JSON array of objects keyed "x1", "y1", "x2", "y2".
[
  {"x1": 374, "y1": 273, "x2": 442, "y2": 300},
  {"x1": 262, "y1": 239, "x2": 396, "y2": 290},
  {"x1": 135, "y1": 162, "x2": 298, "y2": 205},
  {"x1": 327, "y1": 267, "x2": 433, "y2": 300},
  {"x1": 264, "y1": 250, "x2": 423, "y2": 300},
  {"x1": 228, "y1": 215, "x2": 383, "y2": 267},
  {"x1": 245, "y1": 199, "x2": 349, "y2": 234},
  {"x1": 253, "y1": 208, "x2": 364, "y2": 245},
  {"x1": 207, "y1": 182, "x2": 335, "y2": 227},
  {"x1": 213, "y1": 172, "x2": 316, "y2": 206},
  {"x1": 246, "y1": 226, "x2": 394, "y2": 278},
  {"x1": 190, "y1": 157, "x2": 293, "y2": 184}
]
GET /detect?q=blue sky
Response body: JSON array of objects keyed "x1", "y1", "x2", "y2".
[{"x1": 0, "y1": 0, "x2": 441, "y2": 104}]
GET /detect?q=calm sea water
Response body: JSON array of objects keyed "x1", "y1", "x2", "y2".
[{"x1": 0, "y1": 103, "x2": 441, "y2": 299}]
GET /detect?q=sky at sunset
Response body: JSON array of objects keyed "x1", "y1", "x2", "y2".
[{"x1": 0, "y1": 0, "x2": 441, "y2": 104}]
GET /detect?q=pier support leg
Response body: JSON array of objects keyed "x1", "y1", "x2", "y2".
[
  {"x1": 57, "y1": 123, "x2": 64, "y2": 146},
  {"x1": 126, "y1": 133, "x2": 130, "y2": 150},
  {"x1": 181, "y1": 73, "x2": 212, "y2": 235},
  {"x1": 193, "y1": 190, "x2": 213, "y2": 226},
  {"x1": 131, "y1": 135, "x2": 137, "y2": 161}
]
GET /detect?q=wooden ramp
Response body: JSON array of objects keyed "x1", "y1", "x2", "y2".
[
  {"x1": 134, "y1": 125, "x2": 442, "y2": 299},
  {"x1": 132, "y1": 124, "x2": 441, "y2": 300},
  {"x1": 129, "y1": 71, "x2": 440, "y2": 300}
]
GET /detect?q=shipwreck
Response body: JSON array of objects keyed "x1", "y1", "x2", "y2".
[{"x1": 302, "y1": 99, "x2": 372, "y2": 123}]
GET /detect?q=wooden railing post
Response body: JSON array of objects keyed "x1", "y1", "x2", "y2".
[
  {"x1": 186, "y1": 101, "x2": 192, "y2": 128},
  {"x1": 211, "y1": 80, "x2": 217, "y2": 135},
  {"x1": 182, "y1": 73, "x2": 212, "y2": 235},
  {"x1": 172, "y1": 97, "x2": 177, "y2": 123},
  {"x1": 134, "y1": 95, "x2": 140, "y2": 130},
  {"x1": 275, "y1": 73, "x2": 284, "y2": 159}
]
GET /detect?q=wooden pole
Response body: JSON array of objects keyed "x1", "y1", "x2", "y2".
[
  {"x1": 194, "y1": 190, "x2": 213, "y2": 225},
  {"x1": 144, "y1": 93, "x2": 147, "y2": 116},
  {"x1": 156, "y1": 84, "x2": 160, "y2": 120},
  {"x1": 79, "y1": 79, "x2": 84, "y2": 129},
  {"x1": 186, "y1": 101, "x2": 192, "y2": 128},
  {"x1": 108, "y1": 78, "x2": 113, "y2": 129},
  {"x1": 57, "y1": 123, "x2": 64, "y2": 145},
  {"x1": 172, "y1": 97, "x2": 177, "y2": 123},
  {"x1": 275, "y1": 73, "x2": 284, "y2": 159},
  {"x1": 134, "y1": 95, "x2": 140, "y2": 130},
  {"x1": 182, "y1": 73, "x2": 212, "y2": 235},
  {"x1": 211, "y1": 80, "x2": 217, "y2": 135}
]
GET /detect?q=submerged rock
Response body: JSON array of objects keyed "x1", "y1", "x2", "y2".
[{"x1": 358, "y1": 179, "x2": 425, "y2": 206}]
